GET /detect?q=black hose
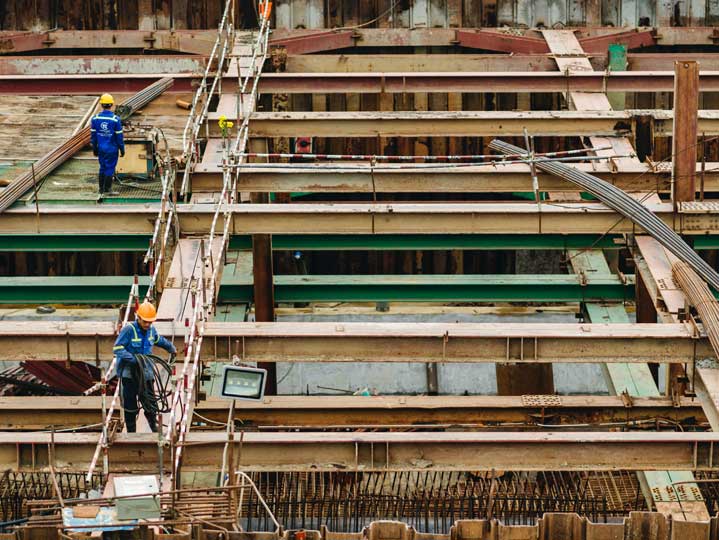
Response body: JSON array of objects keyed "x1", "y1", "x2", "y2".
[{"x1": 121, "y1": 353, "x2": 174, "y2": 416}]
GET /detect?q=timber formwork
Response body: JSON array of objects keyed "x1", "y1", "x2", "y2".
[{"x1": 6, "y1": 0, "x2": 719, "y2": 535}]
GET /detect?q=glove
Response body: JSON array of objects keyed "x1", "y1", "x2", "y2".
[
  {"x1": 120, "y1": 149, "x2": 125, "y2": 158},
  {"x1": 92, "y1": 147, "x2": 98, "y2": 157}
]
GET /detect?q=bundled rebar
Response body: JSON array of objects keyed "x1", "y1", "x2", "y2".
[
  {"x1": 489, "y1": 138, "x2": 719, "y2": 292},
  {"x1": 0, "y1": 77, "x2": 174, "y2": 213},
  {"x1": 115, "y1": 77, "x2": 174, "y2": 120},
  {"x1": 673, "y1": 261, "x2": 719, "y2": 357}
]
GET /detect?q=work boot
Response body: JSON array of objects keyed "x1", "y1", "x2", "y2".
[
  {"x1": 105, "y1": 174, "x2": 119, "y2": 196},
  {"x1": 97, "y1": 174, "x2": 105, "y2": 194}
]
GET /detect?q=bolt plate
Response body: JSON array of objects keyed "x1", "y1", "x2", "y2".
[{"x1": 521, "y1": 395, "x2": 562, "y2": 407}]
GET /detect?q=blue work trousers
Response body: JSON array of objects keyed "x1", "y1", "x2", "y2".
[
  {"x1": 98, "y1": 149, "x2": 119, "y2": 177},
  {"x1": 121, "y1": 376, "x2": 158, "y2": 433}
]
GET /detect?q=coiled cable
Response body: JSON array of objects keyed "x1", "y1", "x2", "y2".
[{"x1": 121, "y1": 353, "x2": 175, "y2": 417}]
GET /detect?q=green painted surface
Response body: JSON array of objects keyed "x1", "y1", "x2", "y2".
[
  {"x1": 0, "y1": 235, "x2": 151, "y2": 252},
  {"x1": 218, "y1": 273, "x2": 636, "y2": 303},
  {"x1": 0, "y1": 273, "x2": 635, "y2": 305},
  {"x1": 228, "y1": 234, "x2": 625, "y2": 252},
  {"x1": 0, "y1": 276, "x2": 149, "y2": 304}
]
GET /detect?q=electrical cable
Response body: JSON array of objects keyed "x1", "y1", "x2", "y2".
[{"x1": 120, "y1": 353, "x2": 175, "y2": 418}]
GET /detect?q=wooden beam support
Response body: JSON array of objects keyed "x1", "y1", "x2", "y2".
[{"x1": 673, "y1": 61, "x2": 700, "y2": 204}]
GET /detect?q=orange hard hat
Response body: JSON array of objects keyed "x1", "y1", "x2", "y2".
[{"x1": 136, "y1": 301, "x2": 157, "y2": 322}]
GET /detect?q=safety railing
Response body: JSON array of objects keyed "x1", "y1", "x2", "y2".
[
  {"x1": 166, "y1": 5, "x2": 272, "y2": 486},
  {"x1": 179, "y1": 0, "x2": 236, "y2": 197}
]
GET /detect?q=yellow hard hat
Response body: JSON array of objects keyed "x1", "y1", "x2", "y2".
[
  {"x1": 99, "y1": 93, "x2": 114, "y2": 105},
  {"x1": 136, "y1": 302, "x2": 157, "y2": 322}
]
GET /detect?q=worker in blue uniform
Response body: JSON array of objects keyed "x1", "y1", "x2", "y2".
[
  {"x1": 112, "y1": 302, "x2": 176, "y2": 433},
  {"x1": 90, "y1": 93, "x2": 125, "y2": 196}
]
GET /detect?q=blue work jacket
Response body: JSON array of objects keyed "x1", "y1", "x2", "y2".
[
  {"x1": 112, "y1": 321, "x2": 176, "y2": 379},
  {"x1": 90, "y1": 110, "x2": 125, "y2": 154}
]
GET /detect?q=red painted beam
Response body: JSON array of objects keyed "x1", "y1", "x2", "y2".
[
  {"x1": 578, "y1": 29, "x2": 656, "y2": 53},
  {"x1": 455, "y1": 29, "x2": 550, "y2": 54},
  {"x1": 270, "y1": 30, "x2": 355, "y2": 55},
  {"x1": 0, "y1": 31, "x2": 49, "y2": 53},
  {"x1": 0, "y1": 75, "x2": 194, "y2": 94}
]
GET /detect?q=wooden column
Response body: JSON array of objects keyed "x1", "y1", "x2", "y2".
[{"x1": 672, "y1": 61, "x2": 700, "y2": 204}]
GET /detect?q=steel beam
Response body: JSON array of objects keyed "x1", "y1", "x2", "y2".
[
  {"x1": 245, "y1": 71, "x2": 719, "y2": 95},
  {"x1": 219, "y1": 274, "x2": 636, "y2": 303},
  {"x1": 5, "y1": 201, "x2": 719, "y2": 235},
  {"x1": 4, "y1": 431, "x2": 719, "y2": 472},
  {"x1": 228, "y1": 234, "x2": 625, "y2": 251},
  {"x1": 1, "y1": 321, "x2": 712, "y2": 364},
  {"x1": 283, "y1": 53, "x2": 719, "y2": 73},
  {"x1": 0, "y1": 235, "x2": 150, "y2": 252},
  {"x1": 191, "y1": 162, "x2": 719, "y2": 194},
  {"x1": 0, "y1": 55, "x2": 207, "y2": 75},
  {"x1": 0, "y1": 74, "x2": 194, "y2": 94},
  {"x1": 0, "y1": 274, "x2": 633, "y2": 305},
  {"x1": 233, "y1": 111, "x2": 719, "y2": 138},
  {"x1": 0, "y1": 395, "x2": 704, "y2": 430},
  {"x1": 0, "y1": 29, "x2": 217, "y2": 54},
  {"x1": 242, "y1": 111, "x2": 631, "y2": 138}
]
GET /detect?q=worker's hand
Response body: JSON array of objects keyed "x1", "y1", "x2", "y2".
[
  {"x1": 92, "y1": 147, "x2": 98, "y2": 156},
  {"x1": 120, "y1": 149, "x2": 125, "y2": 158}
]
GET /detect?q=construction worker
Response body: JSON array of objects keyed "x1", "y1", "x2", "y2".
[
  {"x1": 90, "y1": 93, "x2": 125, "y2": 196},
  {"x1": 112, "y1": 301, "x2": 176, "y2": 433}
]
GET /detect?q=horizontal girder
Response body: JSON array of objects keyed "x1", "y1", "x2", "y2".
[
  {"x1": 4, "y1": 431, "x2": 719, "y2": 472},
  {"x1": 2, "y1": 201, "x2": 717, "y2": 235},
  {"x1": 0, "y1": 322, "x2": 710, "y2": 363},
  {"x1": 0, "y1": 395, "x2": 705, "y2": 430}
]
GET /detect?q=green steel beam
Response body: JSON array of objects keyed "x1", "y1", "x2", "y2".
[
  {"x1": 0, "y1": 235, "x2": 151, "y2": 252},
  {"x1": 0, "y1": 274, "x2": 634, "y2": 305},
  {"x1": 218, "y1": 274, "x2": 636, "y2": 303},
  {"x1": 228, "y1": 234, "x2": 625, "y2": 251},
  {"x1": 3, "y1": 233, "x2": 719, "y2": 253},
  {"x1": 0, "y1": 277, "x2": 149, "y2": 304}
]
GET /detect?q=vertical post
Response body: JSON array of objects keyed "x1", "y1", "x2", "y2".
[
  {"x1": 672, "y1": 60, "x2": 700, "y2": 205},
  {"x1": 607, "y1": 44, "x2": 627, "y2": 111},
  {"x1": 635, "y1": 272, "x2": 659, "y2": 384},
  {"x1": 252, "y1": 224, "x2": 277, "y2": 394}
]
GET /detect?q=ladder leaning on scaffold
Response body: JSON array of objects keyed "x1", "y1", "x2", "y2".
[
  {"x1": 166, "y1": 1, "x2": 273, "y2": 489},
  {"x1": 85, "y1": 0, "x2": 273, "y2": 487}
]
